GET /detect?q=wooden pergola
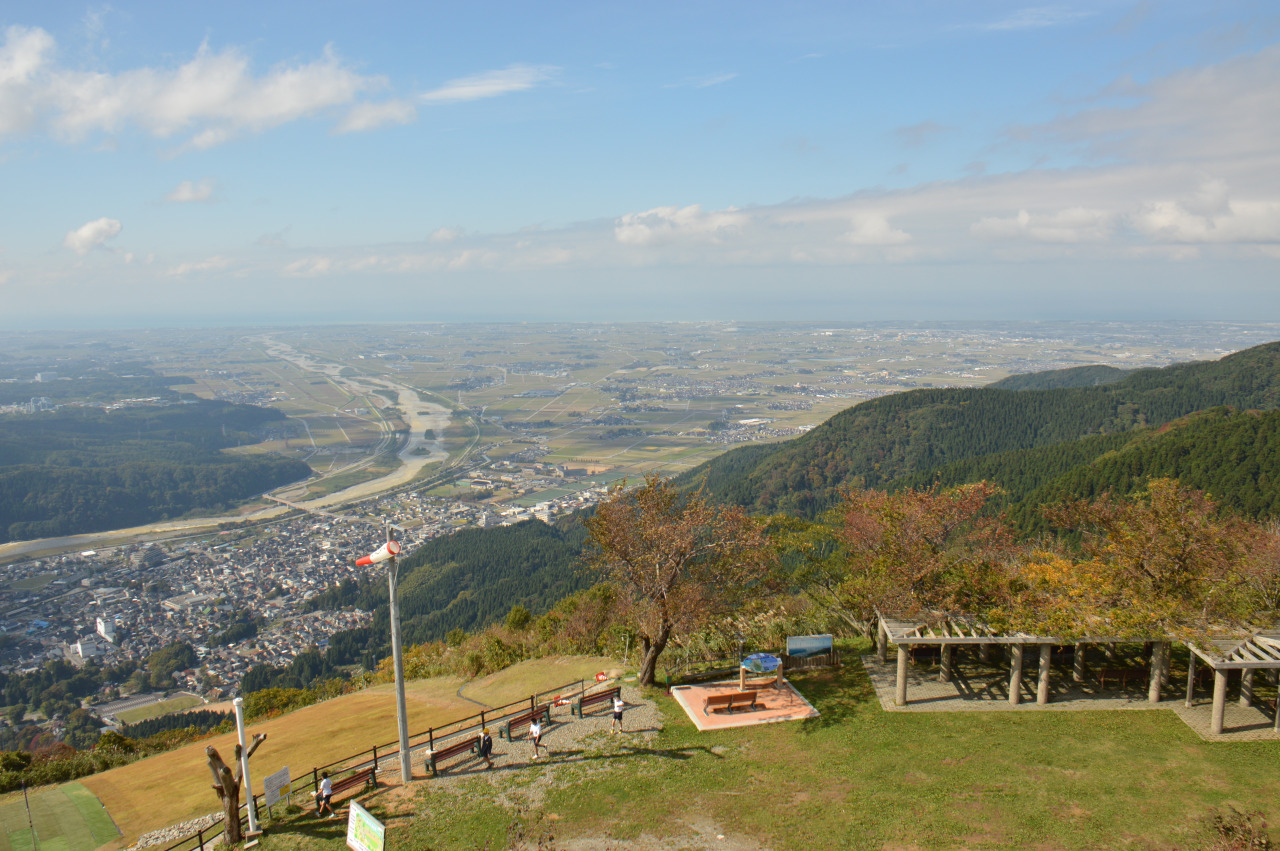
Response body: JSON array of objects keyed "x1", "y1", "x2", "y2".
[
  {"x1": 876, "y1": 613, "x2": 1177, "y2": 708},
  {"x1": 1187, "y1": 630, "x2": 1280, "y2": 734}
]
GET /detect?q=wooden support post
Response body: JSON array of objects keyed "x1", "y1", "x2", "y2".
[
  {"x1": 1009, "y1": 645, "x2": 1024, "y2": 706},
  {"x1": 1184, "y1": 652, "x2": 1196, "y2": 708},
  {"x1": 1211, "y1": 669, "x2": 1228, "y2": 736},
  {"x1": 895, "y1": 645, "x2": 909, "y2": 707},
  {"x1": 1239, "y1": 668, "x2": 1254, "y2": 707},
  {"x1": 1073, "y1": 642, "x2": 1086, "y2": 683},
  {"x1": 1037, "y1": 643, "x2": 1051, "y2": 705},
  {"x1": 978, "y1": 642, "x2": 991, "y2": 663},
  {"x1": 1148, "y1": 641, "x2": 1166, "y2": 703},
  {"x1": 1104, "y1": 642, "x2": 1116, "y2": 660},
  {"x1": 939, "y1": 644, "x2": 952, "y2": 683},
  {"x1": 877, "y1": 621, "x2": 887, "y2": 664},
  {"x1": 739, "y1": 665, "x2": 747, "y2": 691}
]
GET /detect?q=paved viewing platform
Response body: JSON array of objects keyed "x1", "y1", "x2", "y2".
[{"x1": 862, "y1": 655, "x2": 1280, "y2": 742}]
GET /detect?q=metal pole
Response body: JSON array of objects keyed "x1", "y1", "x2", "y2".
[
  {"x1": 232, "y1": 697, "x2": 259, "y2": 835},
  {"x1": 387, "y1": 527, "x2": 412, "y2": 784},
  {"x1": 21, "y1": 781, "x2": 37, "y2": 850}
]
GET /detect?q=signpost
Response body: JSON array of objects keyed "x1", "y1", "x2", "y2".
[
  {"x1": 346, "y1": 801, "x2": 386, "y2": 851},
  {"x1": 263, "y1": 766, "x2": 291, "y2": 808}
]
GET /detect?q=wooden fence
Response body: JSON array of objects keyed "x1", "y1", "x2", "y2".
[{"x1": 161, "y1": 677, "x2": 592, "y2": 850}]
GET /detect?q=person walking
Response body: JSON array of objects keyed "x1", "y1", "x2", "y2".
[
  {"x1": 479, "y1": 727, "x2": 494, "y2": 769},
  {"x1": 529, "y1": 717, "x2": 545, "y2": 759},
  {"x1": 315, "y1": 771, "x2": 335, "y2": 818},
  {"x1": 611, "y1": 693, "x2": 626, "y2": 734}
]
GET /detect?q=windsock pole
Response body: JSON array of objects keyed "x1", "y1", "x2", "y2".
[
  {"x1": 358, "y1": 528, "x2": 411, "y2": 783},
  {"x1": 385, "y1": 524, "x2": 412, "y2": 783}
]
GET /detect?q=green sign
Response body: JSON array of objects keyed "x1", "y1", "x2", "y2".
[{"x1": 346, "y1": 801, "x2": 385, "y2": 851}]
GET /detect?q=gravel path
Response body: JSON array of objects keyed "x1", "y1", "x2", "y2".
[{"x1": 424, "y1": 683, "x2": 662, "y2": 808}]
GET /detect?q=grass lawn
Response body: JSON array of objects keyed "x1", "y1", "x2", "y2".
[
  {"x1": 113, "y1": 694, "x2": 203, "y2": 725},
  {"x1": 5, "y1": 574, "x2": 56, "y2": 592},
  {"x1": 0, "y1": 783, "x2": 118, "y2": 851},
  {"x1": 462, "y1": 656, "x2": 617, "y2": 709},
  {"x1": 243, "y1": 650, "x2": 1280, "y2": 850}
]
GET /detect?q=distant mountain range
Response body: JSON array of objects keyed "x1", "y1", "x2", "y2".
[{"x1": 678, "y1": 341, "x2": 1280, "y2": 519}]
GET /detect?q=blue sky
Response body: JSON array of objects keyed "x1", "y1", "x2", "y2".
[{"x1": 2, "y1": 2, "x2": 1278, "y2": 328}]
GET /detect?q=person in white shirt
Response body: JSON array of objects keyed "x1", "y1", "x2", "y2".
[
  {"x1": 529, "y1": 717, "x2": 545, "y2": 759},
  {"x1": 315, "y1": 771, "x2": 335, "y2": 817},
  {"x1": 611, "y1": 694, "x2": 626, "y2": 734}
]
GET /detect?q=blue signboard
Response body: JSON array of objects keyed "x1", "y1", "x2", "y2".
[{"x1": 786, "y1": 634, "x2": 834, "y2": 658}]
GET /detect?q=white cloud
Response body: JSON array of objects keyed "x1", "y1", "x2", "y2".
[
  {"x1": 1017, "y1": 44, "x2": 1280, "y2": 170},
  {"x1": 283, "y1": 256, "x2": 333, "y2": 277},
  {"x1": 0, "y1": 27, "x2": 385, "y2": 147},
  {"x1": 971, "y1": 208, "x2": 1114, "y2": 243},
  {"x1": 843, "y1": 213, "x2": 911, "y2": 246},
  {"x1": 63, "y1": 217, "x2": 121, "y2": 254},
  {"x1": 665, "y1": 72, "x2": 738, "y2": 89},
  {"x1": 615, "y1": 204, "x2": 747, "y2": 246},
  {"x1": 429, "y1": 227, "x2": 462, "y2": 244},
  {"x1": 420, "y1": 64, "x2": 556, "y2": 104},
  {"x1": 166, "y1": 179, "x2": 215, "y2": 203},
  {"x1": 0, "y1": 25, "x2": 55, "y2": 135},
  {"x1": 1133, "y1": 198, "x2": 1280, "y2": 244},
  {"x1": 166, "y1": 255, "x2": 230, "y2": 276},
  {"x1": 336, "y1": 98, "x2": 416, "y2": 133},
  {"x1": 983, "y1": 7, "x2": 1092, "y2": 31}
]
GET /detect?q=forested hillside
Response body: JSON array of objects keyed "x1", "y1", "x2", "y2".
[
  {"x1": 894, "y1": 407, "x2": 1280, "y2": 533},
  {"x1": 0, "y1": 401, "x2": 310, "y2": 542},
  {"x1": 313, "y1": 516, "x2": 591, "y2": 669},
  {"x1": 681, "y1": 341, "x2": 1280, "y2": 517},
  {"x1": 986, "y1": 364, "x2": 1132, "y2": 390}
]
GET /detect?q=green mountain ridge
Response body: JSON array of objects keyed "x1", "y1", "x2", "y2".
[
  {"x1": 679, "y1": 341, "x2": 1280, "y2": 516},
  {"x1": 986, "y1": 363, "x2": 1133, "y2": 390}
]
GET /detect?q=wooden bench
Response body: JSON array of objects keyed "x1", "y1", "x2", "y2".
[
  {"x1": 1097, "y1": 667, "x2": 1145, "y2": 689},
  {"x1": 572, "y1": 686, "x2": 621, "y2": 717},
  {"x1": 704, "y1": 691, "x2": 757, "y2": 716},
  {"x1": 499, "y1": 704, "x2": 550, "y2": 740},
  {"x1": 324, "y1": 766, "x2": 376, "y2": 803},
  {"x1": 426, "y1": 735, "x2": 479, "y2": 777}
]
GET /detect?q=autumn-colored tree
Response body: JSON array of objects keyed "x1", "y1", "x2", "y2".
[
  {"x1": 1037, "y1": 478, "x2": 1273, "y2": 637},
  {"x1": 814, "y1": 482, "x2": 1014, "y2": 627},
  {"x1": 584, "y1": 475, "x2": 777, "y2": 686}
]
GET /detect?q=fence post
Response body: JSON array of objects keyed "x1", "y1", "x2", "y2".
[
  {"x1": 312, "y1": 767, "x2": 318, "y2": 794},
  {"x1": 372, "y1": 743, "x2": 378, "y2": 769},
  {"x1": 480, "y1": 710, "x2": 485, "y2": 728},
  {"x1": 428, "y1": 727, "x2": 434, "y2": 750},
  {"x1": 197, "y1": 827, "x2": 204, "y2": 851}
]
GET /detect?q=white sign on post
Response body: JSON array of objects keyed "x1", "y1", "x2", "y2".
[
  {"x1": 263, "y1": 766, "x2": 291, "y2": 807},
  {"x1": 346, "y1": 800, "x2": 386, "y2": 851}
]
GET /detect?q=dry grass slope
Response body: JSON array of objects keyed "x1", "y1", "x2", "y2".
[{"x1": 79, "y1": 655, "x2": 615, "y2": 846}]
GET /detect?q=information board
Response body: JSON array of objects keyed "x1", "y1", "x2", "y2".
[
  {"x1": 347, "y1": 801, "x2": 386, "y2": 851},
  {"x1": 263, "y1": 766, "x2": 291, "y2": 807},
  {"x1": 786, "y1": 634, "x2": 834, "y2": 658}
]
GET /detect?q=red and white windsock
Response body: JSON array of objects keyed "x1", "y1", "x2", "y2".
[{"x1": 356, "y1": 539, "x2": 401, "y2": 566}]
